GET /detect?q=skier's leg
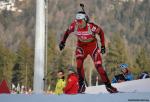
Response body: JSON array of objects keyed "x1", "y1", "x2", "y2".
[
  {"x1": 76, "y1": 58, "x2": 86, "y2": 93},
  {"x1": 76, "y1": 47, "x2": 86, "y2": 93},
  {"x1": 91, "y1": 48, "x2": 118, "y2": 93},
  {"x1": 91, "y1": 48, "x2": 109, "y2": 83}
]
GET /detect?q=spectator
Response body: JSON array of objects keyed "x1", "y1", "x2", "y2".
[
  {"x1": 138, "y1": 71, "x2": 150, "y2": 79},
  {"x1": 54, "y1": 70, "x2": 66, "y2": 95},
  {"x1": 112, "y1": 64, "x2": 134, "y2": 83},
  {"x1": 63, "y1": 66, "x2": 79, "y2": 94}
]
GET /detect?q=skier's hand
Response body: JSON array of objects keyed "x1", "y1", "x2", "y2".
[
  {"x1": 101, "y1": 46, "x2": 105, "y2": 54},
  {"x1": 59, "y1": 42, "x2": 65, "y2": 51}
]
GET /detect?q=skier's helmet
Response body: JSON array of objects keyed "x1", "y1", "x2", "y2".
[{"x1": 76, "y1": 11, "x2": 89, "y2": 22}]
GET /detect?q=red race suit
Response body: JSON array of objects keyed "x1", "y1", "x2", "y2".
[{"x1": 61, "y1": 20, "x2": 110, "y2": 89}]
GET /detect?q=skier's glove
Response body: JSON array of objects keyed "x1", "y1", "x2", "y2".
[
  {"x1": 59, "y1": 42, "x2": 65, "y2": 51},
  {"x1": 101, "y1": 46, "x2": 105, "y2": 54}
]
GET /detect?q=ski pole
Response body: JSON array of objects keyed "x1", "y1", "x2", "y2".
[{"x1": 80, "y1": 3, "x2": 85, "y2": 12}]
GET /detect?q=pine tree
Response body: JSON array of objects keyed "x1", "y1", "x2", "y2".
[
  {"x1": 12, "y1": 39, "x2": 34, "y2": 88},
  {"x1": 46, "y1": 30, "x2": 76, "y2": 90},
  {"x1": 0, "y1": 42, "x2": 15, "y2": 86},
  {"x1": 104, "y1": 33, "x2": 129, "y2": 79},
  {"x1": 135, "y1": 47, "x2": 150, "y2": 77}
]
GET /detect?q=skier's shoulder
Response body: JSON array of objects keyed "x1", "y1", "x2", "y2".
[
  {"x1": 68, "y1": 20, "x2": 76, "y2": 31},
  {"x1": 88, "y1": 22, "x2": 99, "y2": 28},
  {"x1": 88, "y1": 22, "x2": 100, "y2": 32}
]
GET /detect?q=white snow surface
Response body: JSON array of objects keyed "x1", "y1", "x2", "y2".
[
  {"x1": 85, "y1": 78, "x2": 150, "y2": 94},
  {"x1": 0, "y1": 78, "x2": 150, "y2": 102}
]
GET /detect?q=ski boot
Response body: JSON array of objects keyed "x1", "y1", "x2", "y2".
[
  {"x1": 78, "y1": 81, "x2": 86, "y2": 93},
  {"x1": 105, "y1": 83, "x2": 118, "y2": 93}
]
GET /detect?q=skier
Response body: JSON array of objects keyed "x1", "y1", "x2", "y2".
[
  {"x1": 54, "y1": 70, "x2": 66, "y2": 95},
  {"x1": 63, "y1": 66, "x2": 79, "y2": 94},
  {"x1": 59, "y1": 4, "x2": 117, "y2": 93}
]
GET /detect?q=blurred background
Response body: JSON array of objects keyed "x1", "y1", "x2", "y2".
[{"x1": 0, "y1": 0, "x2": 150, "y2": 92}]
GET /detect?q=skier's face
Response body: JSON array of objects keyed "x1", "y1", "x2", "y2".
[{"x1": 77, "y1": 19, "x2": 86, "y2": 28}]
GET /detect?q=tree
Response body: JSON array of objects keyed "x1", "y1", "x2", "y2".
[
  {"x1": 12, "y1": 39, "x2": 34, "y2": 88},
  {"x1": 46, "y1": 30, "x2": 75, "y2": 90},
  {"x1": 135, "y1": 47, "x2": 150, "y2": 77},
  {"x1": 0, "y1": 42, "x2": 15, "y2": 86},
  {"x1": 104, "y1": 33, "x2": 129, "y2": 79}
]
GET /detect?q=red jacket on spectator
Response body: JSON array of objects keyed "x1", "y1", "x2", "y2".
[{"x1": 63, "y1": 73, "x2": 79, "y2": 94}]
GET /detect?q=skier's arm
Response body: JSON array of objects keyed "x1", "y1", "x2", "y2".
[
  {"x1": 97, "y1": 27, "x2": 106, "y2": 54},
  {"x1": 61, "y1": 22, "x2": 75, "y2": 43},
  {"x1": 95, "y1": 26, "x2": 105, "y2": 47},
  {"x1": 90, "y1": 23, "x2": 105, "y2": 46},
  {"x1": 59, "y1": 22, "x2": 75, "y2": 51},
  {"x1": 90, "y1": 23, "x2": 105, "y2": 54}
]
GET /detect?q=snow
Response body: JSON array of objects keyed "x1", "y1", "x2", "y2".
[
  {"x1": 0, "y1": 78, "x2": 150, "y2": 102},
  {"x1": 0, "y1": 93, "x2": 150, "y2": 102},
  {"x1": 85, "y1": 78, "x2": 150, "y2": 94}
]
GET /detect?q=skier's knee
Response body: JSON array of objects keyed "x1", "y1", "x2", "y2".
[{"x1": 95, "y1": 64, "x2": 106, "y2": 74}]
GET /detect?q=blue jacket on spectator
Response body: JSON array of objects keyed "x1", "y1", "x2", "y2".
[{"x1": 112, "y1": 64, "x2": 134, "y2": 83}]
